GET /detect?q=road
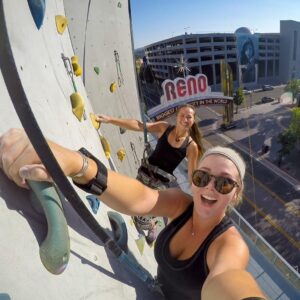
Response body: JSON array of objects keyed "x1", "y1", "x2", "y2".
[{"x1": 197, "y1": 104, "x2": 300, "y2": 272}]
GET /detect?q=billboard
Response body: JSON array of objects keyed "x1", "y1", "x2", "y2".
[{"x1": 236, "y1": 30, "x2": 259, "y2": 84}]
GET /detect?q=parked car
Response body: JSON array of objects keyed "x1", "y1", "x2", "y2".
[
  {"x1": 261, "y1": 96, "x2": 275, "y2": 103},
  {"x1": 242, "y1": 89, "x2": 252, "y2": 95},
  {"x1": 262, "y1": 85, "x2": 274, "y2": 91}
]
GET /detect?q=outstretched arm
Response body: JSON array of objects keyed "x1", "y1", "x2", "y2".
[
  {"x1": 0, "y1": 128, "x2": 186, "y2": 218},
  {"x1": 96, "y1": 114, "x2": 168, "y2": 136}
]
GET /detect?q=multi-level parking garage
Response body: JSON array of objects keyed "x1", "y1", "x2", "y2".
[{"x1": 144, "y1": 20, "x2": 300, "y2": 92}]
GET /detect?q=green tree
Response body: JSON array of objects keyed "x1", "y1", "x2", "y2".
[
  {"x1": 289, "y1": 107, "x2": 300, "y2": 140},
  {"x1": 284, "y1": 79, "x2": 300, "y2": 103},
  {"x1": 233, "y1": 87, "x2": 244, "y2": 113},
  {"x1": 277, "y1": 129, "x2": 297, "y2": 160}
]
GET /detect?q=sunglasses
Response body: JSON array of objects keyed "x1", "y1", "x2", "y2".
[{"x1": 192, "y1": 170, "x2": 239, "y2": 195}]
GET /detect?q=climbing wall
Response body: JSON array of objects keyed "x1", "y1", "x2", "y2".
[
  {"x1": 64, "y1": 0, "x2": 145, "y2": 177},
  {"x1": 0, "y1": 1, "x2": 156, "y2": 299}
]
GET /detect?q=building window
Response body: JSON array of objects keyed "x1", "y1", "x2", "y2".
[
  {"x1": 293, "y1": 30, "x2": 298, "y2": 60},
  {"x1": 227, "y1": 53, "x2": 236, "y2": 59},
  {"x1": 200, "y1": 46, "x2": 212, "y2": 52},
  {"x1": 227, "y1": 45, "x2": 236, "y2": 51},
  {"x1": 201, "y1": 56, "x2": 213, "y2": 62},
  {"x1": 201, "y1": 64, "x2": 213, "y2": 85},
  {"x1": 213, "y1": 37, "x2": 224, "y2": 43},
  {"x1": 214, "y1": 46, "x2": 224, "y2": 51},
  {"x1": 214, "y1": 54, "x2": 225, "y2": 60},
  {"x1": 267, "y1": 60, "x2": 273, "y2": 77},
  {"x1": 186, "y1": 38, "x2": 197, "y2": 44},
  {"x1": 187, "y1": 48, "x2": 198, "y2": 54},
  {"x1": 199, "y1": 37, "x2": 211, "y2": 43},
  {"x1": 226, "y1": 36, "x2": 236, "y2": 42},
  {"x1": 259, "y1": 38, "x2": 266, "y2": 43},
  {"x1": 258, "y1": 60, "x2": 265, "y2": 78},
  {"x1": 188, "y1": 58, "x2": 199, "y2": 63}
]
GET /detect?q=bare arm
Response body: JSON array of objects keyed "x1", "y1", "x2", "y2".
[
  {"x1": 0, "y1": 128, "x2": 186, "y2": 218},
  {"x1": 96, "y1": 114, "x2": 168, "y2": 136},
  {"x1": 202, "y1": 270, "x2": 266, "y2": 300}
]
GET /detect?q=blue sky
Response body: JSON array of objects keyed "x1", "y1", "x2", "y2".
[{"x1": 130, "y1": 0, "x2": 300, "y2": 48}]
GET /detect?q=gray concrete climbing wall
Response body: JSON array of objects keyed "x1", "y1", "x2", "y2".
[
  {"x1": 64, "y1": 0, "x2": 145, "y2": 177},
  {"x1": 0, "y1": 1, "x2": 156, "y2": 299}
]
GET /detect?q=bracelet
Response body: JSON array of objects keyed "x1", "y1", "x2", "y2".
[
  {"x1": 71, "y1": 151, "x2": 89, "y2": 178},
  {"x1": 72, "y1": 147, "x2": 108, "y2": 196}
]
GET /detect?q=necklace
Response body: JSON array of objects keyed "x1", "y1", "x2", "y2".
[{"x1": 175, "y1": 129, "x2": 187, "y2": 142}]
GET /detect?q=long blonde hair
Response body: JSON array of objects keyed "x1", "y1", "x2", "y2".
[{"x1": 177, "y1": 104, "x2": 204, "y2": 159}]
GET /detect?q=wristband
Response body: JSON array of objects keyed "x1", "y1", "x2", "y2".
[
  {"x1": 72, "y1": 147, "x2": 108, "y2": 195},
  {"x1": 71, "y1": 151, "x2": 89, "y2": 178}
]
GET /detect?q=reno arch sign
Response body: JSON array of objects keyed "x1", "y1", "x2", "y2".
[
  {"x1": 162, "y1": 74, "x2": 208, "y2": 102},
  {"x1": 147, "y1": 73, "x2": 233, "y2": 121}
]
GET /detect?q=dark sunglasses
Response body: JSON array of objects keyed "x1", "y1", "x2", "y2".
[{"x1": 192, "y1": 170, "x2": 239, "y2": 195}]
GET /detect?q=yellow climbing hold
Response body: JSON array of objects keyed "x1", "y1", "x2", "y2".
[
  {"x1": 135, "y1": 235, "x2": 146, "y2": 255},
  {"x1": 100, "y1": 136, "x2": 111, "y2": 159},
  {"x1": 117, "y1": 148, "x2": 126, "y2": 161},
  {"x1": 71, "y1": 56, "x2": 82, "y2": 77},
  {"x1": 70, "y1": 92, "x2": 85, "y2": 121},
  {"x1": 110, "y1": 82, "x2": 117, "y2": 93},
  {"x1": 71, "y1": 56, "x2": 79, "y2": 63},
  {"x1": 55, "y1": 15, "x2": 68, "y2": 35},
  {"x1": 90, "y1": 113, "x2": 101, "y2": 130}
]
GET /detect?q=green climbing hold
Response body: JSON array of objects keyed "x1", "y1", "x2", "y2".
[{"x1": 94, "y1": 66, "x2": 100, "y2": 75}]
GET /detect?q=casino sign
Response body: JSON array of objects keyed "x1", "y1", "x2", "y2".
[{"x1": 147, "y1": 74, "x2": 233, "y2": 121}]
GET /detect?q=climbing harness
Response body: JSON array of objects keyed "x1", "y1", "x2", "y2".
[
  {"x1": 0, "y1": 5, "x2": 164, "y2": 296},
  {"x1": 114, "y1": 50, "x2": 124, "y2": 87}
]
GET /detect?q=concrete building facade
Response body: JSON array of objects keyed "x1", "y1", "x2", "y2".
[{"x1": 144, "y1": 20, "x2": 300, "y2": 91}]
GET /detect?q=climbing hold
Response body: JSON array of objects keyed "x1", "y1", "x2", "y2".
[
  {"x1": 110, "y1": 82, "x2": 117, "y2": 93},
  {"x1": 107, "y1": 211, "x2": 128, "y2": 253},
  {"x1": 117, "y1": 148, "x2": 126, "y2": 162},
  {"x1": 94, "y1": 66, "x2": 100, "y2": 75},
  {"x1": 55, "y1": 15, "x2": 68, "y2": 35},
  {"x1": 28, "y1": 181, "x2": 70, "y2": 275},
  {"x1": 70, "y1": 92, "x2": 85, "y2": 121},
  {"x1": 27, "y1": 0, "x2": 46, "y2": 29},
  {"x1": 117, "y1": 2, "x2": 122, "y2": 8},
  {"x1": 71, "y1": 56, "x2": 79, "y2": 63},
  {"x1": 135, "y1": 235, "x2": 146, "y2": 255},
  {"x1": 119, "y1": 127, "x2": 126, "y2": 134},
  {"x1": 90, "y1": 113, "x2": 101, "y2": 130},
  {"x1": 86, "y1": 195, "x2": 100, "y2": 214},
  {"x1": 71, "y1": 56, "x2": 82, "y2": 77},
  {"x1": 100, "y1": 136, "x2": 111, "y2": 159}
]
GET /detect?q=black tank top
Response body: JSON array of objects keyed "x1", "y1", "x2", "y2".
[
  {"x1": 148, "y1": 125, "x2": 191, "y2": 174},
  {"x1": 154, "y1": 203, "x2": 233, "y2": 300}
]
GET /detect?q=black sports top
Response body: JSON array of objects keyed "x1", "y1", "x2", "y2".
[
  {"x1": 148, "y1": 125, "x2": 191, "y2": 174},
  {"x1": 154, "y1": 203, "x2": 234, "y2": 300}
]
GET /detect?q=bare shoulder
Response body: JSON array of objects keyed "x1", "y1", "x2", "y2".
[{"x1": 156, "y1": 187, "x2": 193, "y2": 220}]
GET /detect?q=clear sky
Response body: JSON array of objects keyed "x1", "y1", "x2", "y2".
[{"x1": 130, "y1": 0, "x2": 300, "y2": 48}]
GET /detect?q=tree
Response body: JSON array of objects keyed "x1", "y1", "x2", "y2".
[
  {"x1": 289, "y1": 107, "x2": 300, "y2": 139},
  {"x1": 277, "y1": 129, "x2": 297, "y2": 163},
  {"x1": 233, "y1": 87, "x2": 244, "y2": 113},
  {"x1": 284, "y1": 79, "x2": 300, "y2": 103}
]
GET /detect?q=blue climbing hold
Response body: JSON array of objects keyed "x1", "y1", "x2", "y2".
[
  {"x1": 27, "y1": 0, "x2": 46, "y2": 29},
  {"x1": 86, "y1": 195, "x2": 100, "y2": 214}
]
